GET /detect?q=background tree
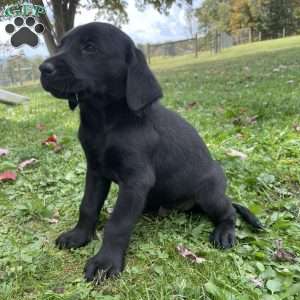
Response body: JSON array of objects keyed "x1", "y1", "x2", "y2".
[
  {"x1": 183, "y1": 3, "x2": 198, "y2": 38},
  {"x1": 196, "y1": 0, "x2": 230, "y2": 33},
  {"x1": 0, "y1": 0, "x2": 191, "y2": 55},
  {"x1": 196, "y1": 0, "x2": 300, "y2": 39},
  {"x1": 261, "y1": 0, "x2": 300, "y2": 38},
  {"x1": 230, "y1": 0, "x2": 257, "y2": 33}
]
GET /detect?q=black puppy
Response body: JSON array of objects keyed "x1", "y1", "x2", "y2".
[{"x1": 40, "y1": 22, "x2": 262, "y2": 282}]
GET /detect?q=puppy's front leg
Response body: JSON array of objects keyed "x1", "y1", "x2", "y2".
[
  {"x1": 84, "y1": 172, "x2": 154, "y2": 282},
  {"x1": 56, "y1": 164, "x2": 111, "y2": 249}
]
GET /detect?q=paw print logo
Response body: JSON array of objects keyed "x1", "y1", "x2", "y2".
[{"x1": 5, "y1": 16, "x2": 44, "y2": 48}]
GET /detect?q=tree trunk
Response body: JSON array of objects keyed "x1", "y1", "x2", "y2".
[
  {"x1": 52, "y1": 0, "x2": 65, "y2": 40},
  {"x1": 65, "y1": 0, "x2": 78, "y2": 31},
  {"x1": 32, "y1": 0, "x2": 79, "y2": 55},
  {"x1": 32, "y1": 0, "x2": 57, "y2": 55},
  {"x1": 42, "y1": 26, "x2": 58, "y2": 55}
]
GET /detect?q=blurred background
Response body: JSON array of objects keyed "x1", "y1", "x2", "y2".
[{"x1": 0, "y1": 0, "x2": 300, "y2": 88}]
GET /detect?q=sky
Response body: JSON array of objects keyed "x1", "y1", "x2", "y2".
[{"x1": 0, "y1": 0, "x2": 202, "y2": 58}]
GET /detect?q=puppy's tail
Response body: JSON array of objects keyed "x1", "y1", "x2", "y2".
[{"x1": 233, "y1": 203, "x2": 264, "y2": 230}]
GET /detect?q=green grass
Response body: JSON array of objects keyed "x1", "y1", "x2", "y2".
[{"x1": 1, "y1": 36, "x2": 300, "y2": 300}]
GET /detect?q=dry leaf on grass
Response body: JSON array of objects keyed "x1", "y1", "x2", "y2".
[
  {"x1": 225, "y1": 149, "x2": 248, "y2": 160},
  {"x1": 36, "y1": 123, "x2": 46, "y2": 131},
  {"x1": 176, "y1": 245, "x2": 206, "y2": 264},
  {"x1": 273, "y1": 240, "x2": 296, "y2": 262},
  {"x1": 0, "y1": 171, "x2": 17, "y2": 182},
  {"x1": 42, "y1": 134, "x2": 58, "y2": 145},
  {"x1": 0, "y1": 148, "x2": 9, "y2": 156},
  {"x1": 48, "y1": 218, "x2": 59, "y2": 224},
  {"x1": 52, "y1": 287, "x2": 65, "y2": 294},
  {"x1": 18, "y1": 158, "x2": 38, "y2": 171},
  {"x1": 42, "y1": 135, "x2": 63, "y2": 153},
  {"x1": 245, "y1": 115, "x2": 258, "y2": 125},
  {"x1": 186, "y1": 101, "x2": 199, "y2": 110},
  {"x1": 47, "y1": 209, "x2": 60, "y2": 224},
  {"x1": 53, "y1": 144, "x2": 63, "y2": 153},
  {"x1": 293, "y1": 124, "x2": 300, "y2": 133},
  {"x1": 233, "y1": 115, "x2": 258, "y2": 126},
  {"x1": 249, "y1": 276, "x2": 264, "y2": 288}
]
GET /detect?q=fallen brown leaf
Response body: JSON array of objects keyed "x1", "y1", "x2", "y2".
[
  {"x1": 53, "y1": 144, "x2": 63, "y2": 153},
  {"x1": 245, "y1": 115, "x2": 258, "y2": 125},
  {"x1": 225, "y1": 149, "x2": 248, "y2": 160},
  {"x1": 52, "y1": 287, "x2": 65, "y2": 294},
  {"x1": 293, "y1": 124, "x2": 300, "y2": 133},
  {"x1": 233, "y1": 115, "x2": 258, "y2": 126},
  {"x1": 47, "y1": 209, "x2": 60, "y2": 224},
  {"x1": 232, "y1": 117, "x2": 242, "y2": 126},
  {"x1": 0, "y1": 148, "x2": 9, "y2": 156},
  {"x1": 176, "y1": 245, "x2": 206, "y2": 264},
  {"x1": 42, "y1": 134, "x2": 57, "y2": 145},
  {"x1": 186, "y1": 101, "x2": 199, "y2": 110},
  {"x1": 36, "y1": 123, "x2": 46, "y2": 131},
  {"x1": 0, "y1": 171, "x2": 17, "y2": 182},
  {"x1": 18, "y1": 158, "x2": 38, "y2": 171},
  {"x1": 42, "y1": 135, "x2": 63, "y2": 153},
  {"x1": 249, "y1": 276, "x2": 264, "y2": 288},
  {"x1": 48, "y1": 218, "x2": 59, "y2": 224},
  {"x1": 273, "y1": 240, "x2": 296, "y2": 263}
]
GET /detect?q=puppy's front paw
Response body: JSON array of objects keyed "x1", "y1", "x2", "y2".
[
  {"x1": 56, "y1": 228, "x2": 92, "y2": 249},
  {"x1": 84, "y1": 254, "x2": 123, "y2": 282},
  {"x1": 210, "y1": 223, "x2": 236, "y2": 249}
]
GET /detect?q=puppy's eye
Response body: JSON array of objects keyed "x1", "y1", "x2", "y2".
[{"x1": 82, "y1": 43, "x2": 97, "y2": 54}]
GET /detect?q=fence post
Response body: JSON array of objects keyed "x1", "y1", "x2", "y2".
[
  {"x1": 259, "y1": 32, "x2": 262, "y2": 41},
  {"x1": 219, "y1": 32, "x2": 222, "y2": 50},
  {"x1": 195, "y1": 33, "x2": 198, "y2": 58},
  {"x1": 249, "y1": 28, "x2": 252, "y2": 43},
  {"x1": 31, "y1": 65, "x2": 34, "y2": 81},
  {"x1": 215, "y1": 30, "x2": 219, "y2": 54},
  {"x1": 146, "y1": 44, "x2": 151, "y2": 65},
  {"x1": 18, "y1": 64, "x2": 23, "y2": 86},
  {"x1": 283, "y1": 27, "x2": 286, "y2": 38}
]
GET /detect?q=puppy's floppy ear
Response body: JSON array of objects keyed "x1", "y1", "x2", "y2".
[{"x1": 126, "y1": 47, "x2": 163, "y2": 112}]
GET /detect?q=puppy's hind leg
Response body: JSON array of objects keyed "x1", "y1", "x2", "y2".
[{"x1": 195, "y1": 167, "x2": 236, "y2": 249}]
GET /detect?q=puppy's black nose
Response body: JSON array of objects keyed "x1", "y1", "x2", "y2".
[{"x1": 39, "y1": 62, "x2": 56, "y2": 76}]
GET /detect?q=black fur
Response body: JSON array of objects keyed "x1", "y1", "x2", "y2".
[{"x1": 39, "y1": 22, "x2": 262, "y2": 282}]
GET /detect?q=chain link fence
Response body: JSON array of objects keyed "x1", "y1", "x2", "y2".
[
  {"x1": 0, "y1": 48, "x2": 42, "y2": 88},
  {"x1": 143, "y1": 27, "x2": 289, "y2": 63}
]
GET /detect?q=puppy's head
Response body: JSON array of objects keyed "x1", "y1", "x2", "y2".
[{"x1": 40, "y1": 22, "x2": 162, "y2": 111}]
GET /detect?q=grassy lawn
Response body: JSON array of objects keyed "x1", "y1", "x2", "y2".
[{"x1": 1, "y1": 36, "x2": 300, "y2": 300}]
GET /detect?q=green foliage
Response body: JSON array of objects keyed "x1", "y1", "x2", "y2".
[
  {"x1": 196, "y1": 0, "x2": 300, "y2": 37},
  {"x1": 261, "y1": 0, "x2": 300, "y2": 37},
  {"x1": 196, "y1": 0, "x2": 231, "y2": 32},
  {"x1": 1, "y1": 36, "x2": 300, "y2": 299}
]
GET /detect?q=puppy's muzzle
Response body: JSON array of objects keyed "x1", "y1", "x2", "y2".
[{"x1": 39, "y1": 62, "x2": 56, "y2": 78}]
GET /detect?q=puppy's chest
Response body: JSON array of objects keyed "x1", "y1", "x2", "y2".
[
  {"x1": 79, "y1": 127, "x2": 107, "y2": 165},
  {"x1": 79, "y1": 128, "x2": 123, "y2": 180}
]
